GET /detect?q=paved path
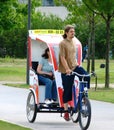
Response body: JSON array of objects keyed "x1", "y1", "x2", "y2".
[{"x1": 0, "y1": 84, "x2": 114, "y2": 130}]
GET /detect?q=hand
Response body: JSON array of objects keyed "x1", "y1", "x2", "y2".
[
  {"x1": 47, "y1": 72, "x2": 53, "y2": 76},
  {"x1": 66, "y1": 69, "x2": 72, "y2": 75}
]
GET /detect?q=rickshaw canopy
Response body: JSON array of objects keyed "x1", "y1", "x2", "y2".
[
  {"x1": 28, "y1": 29, "x2": 82, "y2": 107},
  {"x1": 29, "y1": 29, "x2": 64, "y2": 45}
]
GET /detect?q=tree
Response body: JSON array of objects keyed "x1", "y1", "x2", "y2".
[
  {"x1": 83, "y1": 0, "x2": 114, "y2": 88},
  {"x1": 0, "y1": 0, "x2": 28, "y2": 58},
  {"x1": 0, "y1": 0, "x2": 65, "y2": 58},
  {"x1": 0, "y1": 0, "x2": 27, "y2": 33},
  {"x1": 31, "y1": 13, "x2": 64, "y2": 29}
]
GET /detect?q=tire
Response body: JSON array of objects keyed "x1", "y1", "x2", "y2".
[
  {"x1": 79, "y1": 97, "x2": 91, "y2": 130},
  {"x1": 71, "y1": 112, "x2": 79, "y2": 123},
  {"x1": 26, "y1": 91, "x2": 37, "y2": 123},
  {"x1": 71, "y1": 105, "x2": 79, "y2": 123}
]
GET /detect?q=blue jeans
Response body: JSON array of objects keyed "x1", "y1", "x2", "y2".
[{"x1": 38, "y1": 75, "x2": 57, "y2": 100}]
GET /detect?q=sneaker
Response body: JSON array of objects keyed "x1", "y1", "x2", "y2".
[
  {"x1": 45, "y1": 99, "x2": 52, "y2": 104},
  {"x1": 51, "y1": 99, "x2": 54, "y2": 103},
  {"x1": 63, "y1": 112, "x2": 70, "y2": 121}
]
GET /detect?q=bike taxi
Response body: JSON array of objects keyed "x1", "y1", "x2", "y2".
[{"x1": 26, "y1": 29, "x2": 91, "y2": 130}]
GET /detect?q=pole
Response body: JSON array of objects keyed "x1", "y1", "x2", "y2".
[{"x1": 26, "y1": 0, "x2": 31, "y2": 84}]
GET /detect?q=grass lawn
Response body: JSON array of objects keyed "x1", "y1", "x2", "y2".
[
  {"x1": 89, "y1": 88, "x2": 114, "y2": 103},
  {"x1": 0, "y1": 58, "x2": 26, "y2": 82},
  {"x1": 5, "y1": 83, "x2": 29, "y2": 89},
  {"x1": 0, "y1": 120, "x2": 31, "y2": 130},
  {"x1": 82, "y1": 59, "x2": 114, "y2": 84},
  {"x1": 0, "y1": 58, "x2": 114, "y2": 103},
  {"x1": 0, "y1": 58, "x2": 114, "y2": 84}
]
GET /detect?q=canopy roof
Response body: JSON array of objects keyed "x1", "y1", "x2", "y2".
[{"x1": 29, "y1": 29, "x2": 64, "y2": 44}]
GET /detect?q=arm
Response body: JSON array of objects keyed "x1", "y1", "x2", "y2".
[
  {"x1": 60, "y1": 56, "x2": 72, "y2": 75},
  {"x1": 59, "y1": 42, "x2": 72, "y2": 74},
  {"x1": 37, "y1": 64, "x2": 53, "y2": 76}
]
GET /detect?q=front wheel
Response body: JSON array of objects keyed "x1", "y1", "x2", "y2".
[
  {"x1": 26, "y1": 91, "x2": 37, "y2": 123},
  {"x1": 79, "y1": 97, "x2": 91, "y2": 130},
  {"x1": 71, "y1": 111, "x2": 79, "y2": 123},
  {"x1": 71, "y1": 104, "x2": 79, "y2": 123}
]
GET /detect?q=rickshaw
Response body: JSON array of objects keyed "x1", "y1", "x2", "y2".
[{"x1": 26, "y1": 29, "x2": 92, "y2": 130}]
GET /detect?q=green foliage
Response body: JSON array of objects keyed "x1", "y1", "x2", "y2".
[
  {"x1": 0, "y1": 0, "x2": 65, "y2": 58},
  {"x1": 94, "y1": 18, "x2": 114, "y2": 58},
  {"x1": 82, "y1": 0, "x2": 114, "y2": 13},
  {"x1": 0, "y1": 0, "x2": 114, "y2": 59},
  {"x1": 0, "y1": 0, "x2": 27, "y2": 31},
  {"x1": 0, "y1": 0, "x2": 28, "y2": 58},
  {"x1": 0, "y1": 28, "x2": 27, "y2": 58},
  {"x1": 110, "y1": 21, "x2": 114, "y2": 58},
  {"x1": 82, "y1": 0, "x2": 114, "y2": 88},
  {"x1": 31, "y1": 12, "x2": 64, "y2": 29},
  {"x1": 95, "y1": 21, "x2": 106, "y2": 58}
]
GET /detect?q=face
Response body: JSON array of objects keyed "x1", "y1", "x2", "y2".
[
  {"x1": 47, "y1": 50, "x2": 50, "y2": 56},
  {"x1": 66, "y1": 28, "x2": 75, "y2": 39}
]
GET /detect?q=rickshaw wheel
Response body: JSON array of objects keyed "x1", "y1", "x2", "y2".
[
  {"x1": 71, "y1": 106, "x2": 79, "y2": 123},
  {"x1": 79, "y1": 97, "x2": 91, "y2": 130},
  {"x1": 26, "y1": 91, "x2": 37, "y2": 123},
  {"x1": 71, "y1": 112, "x2": 79, "y2": 123}
]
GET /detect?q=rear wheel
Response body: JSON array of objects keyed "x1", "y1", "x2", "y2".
[
  {"x1": 26, "y1": 91, "x2": 37, "y2": 123},
  {"x1": 79, "y1": 97, "x2": 91, "y2": 130}
]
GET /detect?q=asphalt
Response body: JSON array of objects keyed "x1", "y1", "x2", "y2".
[{"x1": 0, "y1": 83, "x2": 114, "y2": 130}]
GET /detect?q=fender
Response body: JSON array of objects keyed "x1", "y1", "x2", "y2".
[{"x1": 29, "y1": 88, "x2": 38, "y2": 104}]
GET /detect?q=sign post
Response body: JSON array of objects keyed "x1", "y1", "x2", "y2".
[{"x1": 26, "y1": 0, "x2": 31, "y2": 84}]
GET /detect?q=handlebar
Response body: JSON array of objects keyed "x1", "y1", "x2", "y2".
[{"x1": 71, "y1": 71, "x2": 95, "y2": 77}]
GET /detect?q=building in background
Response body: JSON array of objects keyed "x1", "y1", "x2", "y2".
[
  {"x1": 36, "y1": 6, "x2": 68, "y2": 20},
  {"x1": 36, "y1": 0, "x2": 68, "y2": 20},
  {"x1": 19, "y1": 0, "x2": 68, "y2": 20},
  {"x1": 42, "y1": 0, "x2": 54, "y2": 6}
]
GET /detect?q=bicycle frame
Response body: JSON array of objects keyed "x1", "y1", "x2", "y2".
[
  {"x1": 71, "y1": 72, "x2": 92, "y2": 130},
  {"x1": 72, "y1": 77, "x2": 88, "y2": 112}
]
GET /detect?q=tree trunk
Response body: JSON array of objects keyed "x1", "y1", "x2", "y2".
[
  {"x1": 91, "y1": 12, "x2": 95, "y2": 72},
  {"x1": 87, "y1": 38, "x2": 91, "y2": 73},
  {"x1": 87, "y1": 20, "x2": 91, "y2": 73},
  {"x1": 105, "y1": 17, "x2": 110, "y2": 88}
]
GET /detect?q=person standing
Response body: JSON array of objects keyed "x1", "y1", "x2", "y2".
[
  {"x1": 82, "y1": 43, "x2": 88, "y2": 62},
  {"x1": 58, "y1": 25, "x2": 90, "y2": 121}
]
